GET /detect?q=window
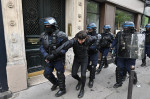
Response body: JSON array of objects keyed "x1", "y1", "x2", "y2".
[
  {"x1": 142, "y1": 15, "x2": 149, "y2": 28},
  {"x1": 115, "y1": 9, "x2": 135, "y2": 32},
  {"x1": 144, "y1": 6, "x2": 150, "y2": 17},
  {"x1": 86, "y1": 1, "x2": 100, "y2": 33}
]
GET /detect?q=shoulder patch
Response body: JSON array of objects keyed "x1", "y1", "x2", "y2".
[
  {"x1": 57, "y1": 31, "x2": 67, "y2": 38},
  {"x1": 40, "y1": 32, "x2": 46, "y2": 38}
]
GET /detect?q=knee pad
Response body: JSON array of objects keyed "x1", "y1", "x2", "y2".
[
  {"x1": 57, "y1": 71, "x2": 64, "y2": 76},
  {"x1": 91, "y1": 65, "x2": 96, "y2": 69},
  {"x1": 57, "y1": 71, "x2": 61, "y2": 75},
  {"x1": 43, "y1": 72, "x2": 49, "y2": 79},
  {"x1": 91, "y1": 65, "x2": 96, "y2": 72},
  {"x1": 43, "y1": 71, "x2": 53, "y2": 79},
  {"x1": 57, "y1": 71, "x2": 65, "y2": 79}
]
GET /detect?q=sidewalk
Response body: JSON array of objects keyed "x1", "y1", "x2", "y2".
[{"x1": 10, "y1": 59, "x2": 150, "y2": 99}]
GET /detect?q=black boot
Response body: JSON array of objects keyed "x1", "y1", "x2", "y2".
[
  {"x1": 72, "y1": 74, "x2": 81, "y2": 91},
  {"x1": 141, "y1": 57, "x2": 146, "y2": 67},
  {"x1": 78, "y1": 83, "x2": 85, "y2": 98},
  {"x1": 78, "y1": 76, "x2": 86, "y2": 98},
  {"x1": 44, "y1": 73, "x2": 58, "y2": 91},
  {"x1": 88, "y1": 65, "x2": 96, "y2": 88},
  {"x1": 55, "y1": 71, "x2": 66, "y2": 97},
  {"x1": 104, "y1": 57, "x2": 108, "y2": 68},
  {"x1": 51, "y1": 83, "x2": 58, "y2": 91},
  {"x1": 88, "y1": 79, "x2": 94, "y2": 88},
  {"x1": 76, "y1": 81, "x2": 81, "y2": 91},
  {"x1": 122, "y1": 67, "x2": 127, "y2": 82},
  {"x1": 113, "y1": 67, "x2": 122, "y2": 88},
  {"x1": 78, "y1": 88, "x2": 84, "y2": 98},
  {"x1": 96, "y1": 56, "x2": 105, "y2": 74}
]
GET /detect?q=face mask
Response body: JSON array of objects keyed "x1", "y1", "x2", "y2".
[
  {"x1": 123, "y1": 28, "x2": 130, "y2": 33},
  {"x1": 104, "y1": 30, "x2": 110, "y2": 33},
  {"x1": 146, "y1": 28, "x2": 150, "y2": 33},
  {"x1": 104, "y1": 28, "x2": 110, "y2": 33},
  {"x1": 88, "y1": 31, "x2": 93, "y2": 34},
  {"x1": 88, "y1": 29, "x2": 94, "y2": 33},
  {"x1": 45, "y1": 27, "x2": 55, "y2": 34}
]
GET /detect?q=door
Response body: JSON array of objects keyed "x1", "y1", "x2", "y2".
[
  {"x1": 0, "y1": 0, "x2": 8, "y2": 92},
  {"x1": 22, "y1": 0, "x2": 66, "y2": 74}
]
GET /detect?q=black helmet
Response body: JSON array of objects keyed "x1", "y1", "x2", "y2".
[
  {"x1": 87, "y1": 23, "x2": 97, "y2": 30},
  {"x1": 103, "y1": 25, "x2": 111, "y2": 33},
  {"x1": 40, "y1": 17, "x2": 58, "y2": 28},
  {"x1": 145, "y1": 23, "x2": 150, "y2": 32},
  {"x1": 122, "y1": 21, "x2": 135, "y2": 33},
  {"x1": 40, "y1": 17, "x2": 58, "y2": 33}
]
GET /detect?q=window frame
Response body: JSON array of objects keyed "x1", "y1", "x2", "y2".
[{"x1": 86, "y1": 1, "x2": 100, "y2": 33}]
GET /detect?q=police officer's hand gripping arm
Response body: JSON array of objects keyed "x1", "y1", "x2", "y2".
[
  {"x1": 40, "y1": 36, "x2": 55, "y2": 63},
  {"x1": 52, "y1": 38, "x2": 75, "y2": 57},
  {"x1": 46, "y1": 33, "x2": 69, "y2": 61}
]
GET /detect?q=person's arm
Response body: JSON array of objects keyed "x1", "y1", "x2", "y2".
[
  {"x1": 56, "y1": 38, "x2": 75, "y2": 53},
  {"x1": 40, "y1": 34, "x2": 48, "y2": 59},
  {"x1": 111, "y1": 32, "x2": 119, "y2": 48},
  {"x1": 110, "y1": 33, "x2": 114, "y2": 43},
  {"x1": 58, "y1": 32, "x2": 69, "y2": 55},
  {"x1": 89, "y1": 44, "x2": 97, "y2": 50},
  {"x1": 40, "y1": 34, "x2": 52, "y2": 63},
  {"x1": 47, "y1": 38, "x2": 75, "y2": 61},
  {"x1": 40, "y1": 44, "x2": 48, "y2": 58},
  {"x1": 89, "y1": 34, "x2": 102, "y2": 50}
]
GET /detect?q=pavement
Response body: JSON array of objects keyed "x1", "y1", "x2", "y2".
[{"x1": 9, "y1": 58, "x2": 150, "y2": 99}]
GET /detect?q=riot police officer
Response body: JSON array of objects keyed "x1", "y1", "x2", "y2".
[
  {"x1": 40, "y1": 17, "x2": 68, "y2": 97},
  {"x1": 96, "y1": 25, "x2": 114, "y2": 74},
  {"x1": 141, "y1": 23, "x2": 150, "y2": 66},
  {"x1": 87, "y1": 23, "x2": 100, "y2": 88},
  {"x1": 54, "y1": 30, "x2": 101, "y2": 98},
  {"x1": 111, "y1": 21, "x2": 140, "y2": 88}
]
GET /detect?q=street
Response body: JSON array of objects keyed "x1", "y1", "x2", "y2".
[{"x1": 10, "y1": 59, "x2": 150, "y2": 99}]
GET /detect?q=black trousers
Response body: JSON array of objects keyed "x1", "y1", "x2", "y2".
[{"x1": 72, "y1": 57, "x2": 88, "y2": 89}]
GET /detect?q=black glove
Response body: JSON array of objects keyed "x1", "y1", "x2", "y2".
[{"x1": 46, "y1": 54, "x2": 54, "y2": 61}]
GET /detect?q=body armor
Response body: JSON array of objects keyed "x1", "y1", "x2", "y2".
[
  {"x1": 87, "y1": 31, "x2": 101, "y2": 54},
  {"x1": 41, "y1": 30, "x2": 67, "y2": 60},
  {"x1": 100, "y1": 33, "x2": 113, "y2": 48}
]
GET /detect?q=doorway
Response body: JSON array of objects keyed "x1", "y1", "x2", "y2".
[{"x1": 22, "y1": 0, "x2": 66, "y2": 75}]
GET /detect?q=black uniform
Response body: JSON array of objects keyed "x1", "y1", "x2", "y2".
[
  {"x1": 111, "y1": 21, "x2": 138, "y2": 88},
  {"x1": 87, "y1": 31, "x2": 100, "y2": 88},
  {"x1": 141, "y1": 30, "x2": 150, "y2": 66},
  {"x1": 40, "y1": 28, "x2": 68, "y2": 97},
  {"x1": 97, "y1": 32, "x2": 113, "y2": 73}
]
